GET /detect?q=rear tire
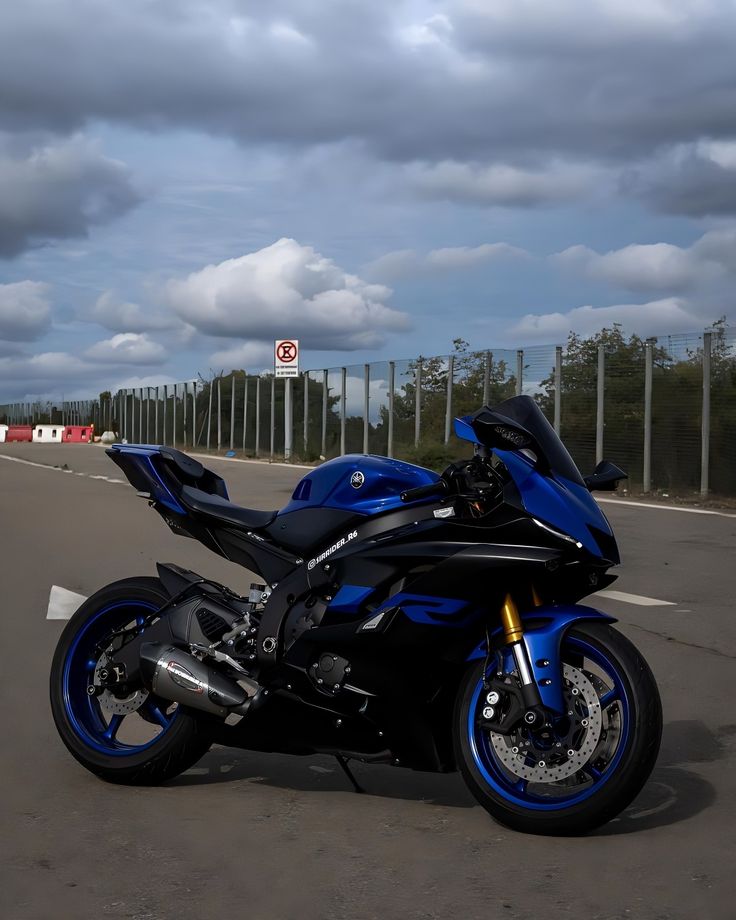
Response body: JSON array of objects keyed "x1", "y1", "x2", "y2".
[
  {"x1": 50, "y1": 576, "x2": 213, "y2": 785},
  {"x1": 453, "y1": 622, "x2": 662, "y2": 835}
]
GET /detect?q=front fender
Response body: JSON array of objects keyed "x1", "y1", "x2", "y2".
[{"x1": 466, "y1": 604, "x2": 616, "y2": 713}]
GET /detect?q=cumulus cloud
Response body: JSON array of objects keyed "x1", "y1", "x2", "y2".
[
  {"x1": 84, "y1": 333, "x2": 167, "y2": 365},
  {"x1": 625, "y1": 142, "x2": 736, "y2": 216},
  {"x1": 0, "y1": 280, "x2": 52, "y2": 341},
  {"x1": 0, "y1": 2, "x2": 734, "y2": 214},
  {"x1": 511, "y1": 298, "x2": 703, "y2": 341},
  {"x1": 554, "y1": 228, "x2": 736, "y2": 292},
  {"x1": 209, "y1": 341, "x2": 278, "y2": 373},
  {"x1": 0, "y1": 135, "x2": 141, "y2": 257},
  {"x1": 366, "y1": 242, "x2": 528, "y2": 280},
  {"x1": 410, "y1": 161, "x2": 600, "y2": 207},
  {"x1": 166, "y1": 238, "x2": 410, "y2": 349},
  {"x1": 85, "y1": 291, "x2": 177, "y2": 333},
  {"x1": 111, "y1": 373, "x2": 180, "y2": 392},
  {"x1": 0, "y1": 351, "x2": 107, "y2": 400}
]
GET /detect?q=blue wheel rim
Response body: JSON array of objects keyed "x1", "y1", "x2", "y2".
[
  {"x1": 467, "y1": 634, "x2": 631, "y2": 810},
  {"x1": 62, "y1": 600, "x2": 179, "y2": 756}
]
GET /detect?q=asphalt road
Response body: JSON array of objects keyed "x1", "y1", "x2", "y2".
[{"x1": 1, "y1": 443, "x2": 734, "y2": 920}]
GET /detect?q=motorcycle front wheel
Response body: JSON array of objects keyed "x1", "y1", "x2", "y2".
[{"x1": 453, "y1": 622, "x2": 662, "y2": 835}]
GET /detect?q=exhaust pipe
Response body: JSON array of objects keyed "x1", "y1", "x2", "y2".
[{"x1": 139, "y1": 643, "x2": 253, "y2": 718}]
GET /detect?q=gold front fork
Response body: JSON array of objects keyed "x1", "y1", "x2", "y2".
[
  {"x1": 499, "y1": 592, "x2": 544, "y2": 721},
  {"x1": 500, "y1": 593, "x2": 524, "y2": 644}
]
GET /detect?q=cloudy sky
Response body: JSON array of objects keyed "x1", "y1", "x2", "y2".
[{"x1": 1, "y1": 0, "x2": 735, "y2": 400}]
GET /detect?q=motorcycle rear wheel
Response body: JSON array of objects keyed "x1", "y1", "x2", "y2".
[
  {"x1": 50, "y1": 576, "x2": 213, "y2": 785},
  {"x1": 453, "y1": 622, "x2": 662, "y2": 835}
]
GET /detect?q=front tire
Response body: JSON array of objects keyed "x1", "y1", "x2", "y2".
[
  {"x1": 50, "y1": 576, "x2": 213, "y2": 785},
  {"x1": 453, "y1": 622, "x2": 662, "y2": 835}
]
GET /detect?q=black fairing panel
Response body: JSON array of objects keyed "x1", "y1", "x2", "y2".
[{"x1": 264, "y1": 507, "x2": 367, "y2": 554}]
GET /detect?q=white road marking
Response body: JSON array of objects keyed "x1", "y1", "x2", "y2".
[
  {"x1": 594, "y1": 589, "x2": 676, "y2": 607},
  {"x1": 598, "y1": 497, "x2": 736, "y2": 519},
  {"x1": 0, "y1": 454, "x2": 125, "y2": 484},
  {"x1": 188, "y1": 452, "x2": 313, "y2": 471},
  {"x1": 46, "y1": 585, "x2": 88, "y2": 620}
]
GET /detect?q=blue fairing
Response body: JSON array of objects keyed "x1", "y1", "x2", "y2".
[
  {"x1": 106, "y1": 444, "x2": 189, "y2": 514},
  {"x1": 467, "y1": 603, "x2": 616, "y2": 712},
  {"x1": 280, "y1": 454, "x2": 440, "y2": 517},
  {"x1": 452, "y1": 413, "x2": 614, "y2": 558},
  {"x1": 495, "y1": 448, "x2": 614, "y2": 557}
]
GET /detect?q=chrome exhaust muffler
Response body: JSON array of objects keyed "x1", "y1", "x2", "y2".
[{"x1": 139, "y1": 643, "x2": 253, "y2": 718}]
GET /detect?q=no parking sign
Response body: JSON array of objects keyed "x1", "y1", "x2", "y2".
[{"x1": 274, "y1": 339, "x2": 299, "y2": 377}]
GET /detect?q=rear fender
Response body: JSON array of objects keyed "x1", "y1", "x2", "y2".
[
  {"x1": 467, "y1": 603, "x2": 616, "y2": 713},
  {"x1": 155, "y1": 562, "x2": 205, "y2": 598}
]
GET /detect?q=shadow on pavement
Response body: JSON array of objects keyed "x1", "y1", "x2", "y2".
[
  {"x1": 593, "y1": 719, "x2": 722, "y2": 835},
  {"x1": 173, "y1": 719, "x2": 723, "y2": 826},
  {"x1": 173, "y1": 748, "x2": 476, "y2": 807}
]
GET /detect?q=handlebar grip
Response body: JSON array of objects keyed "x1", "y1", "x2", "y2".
[{"x1": 399, "y1": 480, "x2": 448, "y2": 503}]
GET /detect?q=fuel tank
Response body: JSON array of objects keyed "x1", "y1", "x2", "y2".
[{"x1": 265, "y1": 454, "x2": 440, "y2": 554}]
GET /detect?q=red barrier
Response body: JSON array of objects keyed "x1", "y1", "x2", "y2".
[
  {"x1": 5, "y1": 425, "x2": 33, "y2": 442},
  {"x1": 63, "y1": 425, "x2": 94, "y2": 443}
]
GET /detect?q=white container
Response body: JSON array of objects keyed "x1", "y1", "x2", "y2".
[
  {"x1": 32, "y1": 424, "x2": 64, "y2": 443},
  {"x1": 0, "y1": 424, "x2": 7, "y2": 443}
]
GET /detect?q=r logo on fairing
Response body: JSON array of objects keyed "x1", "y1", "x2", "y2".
[{"x1": 350, "y1": 471, "x2": 365, "y2": 489}]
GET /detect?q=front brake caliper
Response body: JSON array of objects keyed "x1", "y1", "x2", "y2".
[{"x1": 476, "y1": 675, "x2": 526, "y2": 735}]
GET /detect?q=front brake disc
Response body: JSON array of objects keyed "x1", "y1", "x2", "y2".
[{"x1": 489, "y1": 664, "x2": 603, "y2": 783}]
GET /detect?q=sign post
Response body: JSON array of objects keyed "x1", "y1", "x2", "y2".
[{"x1": 275, "y1": 340, "x2": 299, "y2": 460}]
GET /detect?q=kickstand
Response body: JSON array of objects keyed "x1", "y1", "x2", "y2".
[{"x1": 335, "y1": 755, "x2": 365, "y2": 794}]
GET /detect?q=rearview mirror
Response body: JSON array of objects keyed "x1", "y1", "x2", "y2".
[{"x1": 584, "y1": 460, "x2": 627, "y2": 492}]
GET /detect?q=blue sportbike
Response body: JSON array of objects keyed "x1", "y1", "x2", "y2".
[{"x1": 50, "y1": 395, "x2": 662, "y2": 834}]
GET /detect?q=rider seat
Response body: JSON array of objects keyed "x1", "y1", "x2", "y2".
[{"x1": 179, "y1": 485, "x2": 278, "y2": 531}]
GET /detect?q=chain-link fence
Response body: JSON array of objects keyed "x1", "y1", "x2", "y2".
[{"x1": 2, "y1": 325, "x2": 734, "y2": 498}]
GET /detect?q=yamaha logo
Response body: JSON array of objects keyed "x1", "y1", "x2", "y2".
[{"x1": 350, "y1": 471, "x2": 365, "y2": 489}]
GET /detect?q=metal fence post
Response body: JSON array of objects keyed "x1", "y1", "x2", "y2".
[
  {"x1": 217, "y1": 378, "x2": 222, "y2": 451},
  {"x1": 387, "y1": 361, "x2": 395, "y2": 458},
  {"x1": 363, "y1": 364, "x2": 370, "y2": 454},
  {"x1": 205, "y1": 381, "x2": 211, "y2": 450},
  {"x1": 255, "y1": 376, "x2": 261, "y2": 458},
  {"x1": 145, "y1": 388, "x2": 150, "y2": 443},
  {"x1": 643, "y1": 341, "x2": 653, "y2": 492},
  {"x1": 701, "y1": 331, "x2": 712, "y2": 497},
  {"x1": 483, "y1": 351, "x2": 491, "y2": 407},
  {"x1": 270, "y1": 375, "x2": 275, "y2": 460},
  {"x1": 192, "y1": 382, "x2": 198, "y2": 447},
  {"x1": 444, "y1": 354, "x2": 454, "y2": 444},
  {"x1": 138, "y1": 387, "x2": 143, "y2": 442},
  {"x1": 163, "y1": 384, "x2": 168, "y2": 445},
  {"x1": 182, "y1": 383, "x2": 187, "y2": 447},
  {"x1": 303, "y1": 373, "x2": 308, "y2": 457},
  {"x1": 321, "y1": 370, "x2": 328, "y2": 458},
  {"x1": 230, "y1": 375, "x2": 236, "y2": 451},
  {"x1": 596, "y1": 344, "x2": 605, "y2": 465},
  {"x1": 172, "y1": 385, "x2": 178, "y2": 448},
  {"x1": 284, "y1": 376, "x2": 293, "y2": 461},
  {"x1": 243, "y1": 376, "x2": 249, "y2": 453},
  {"x1": 554, "y1": 346, "x2": 562, "y2": 435},
  {"x1": 415, "y1": 359, "x2": 422, "y2": 447},
  {"x1": 516, "y1": 349, "x2": 524, "y2": 396},
  {"x1": 340, "y1": 367, "x2": 347, "y2": 456}
]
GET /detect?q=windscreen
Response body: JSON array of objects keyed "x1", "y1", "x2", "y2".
[{"x1": 470, "y1": 396, "x2": 585, "y2": 486}]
